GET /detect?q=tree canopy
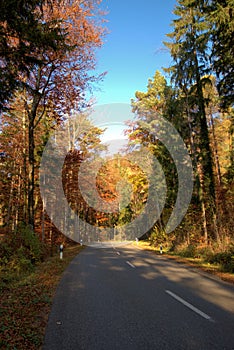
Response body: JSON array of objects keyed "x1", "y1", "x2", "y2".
[{"x1": 0, "y1": 0, "x2": 67, "y2": 110}]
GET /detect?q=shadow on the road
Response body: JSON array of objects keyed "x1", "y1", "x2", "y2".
[{"x1": 43, "y1": 245, "x2": 234, "y2": 350}]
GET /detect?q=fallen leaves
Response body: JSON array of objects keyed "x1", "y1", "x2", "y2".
[{"x1": 0, "y1": 244, "x2": 83, "y2": 349}]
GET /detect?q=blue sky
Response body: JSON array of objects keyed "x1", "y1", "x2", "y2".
[{"x1": 94, "y1": 0, "x2": 176, "y2": 105}]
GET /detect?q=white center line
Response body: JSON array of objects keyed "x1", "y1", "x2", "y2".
[
  {"x1": 126, "y1": 261, "x2": 135, "y2": 268},
  {"x1": 165, "y1": 290, "x2": 213, "y2": 321}
]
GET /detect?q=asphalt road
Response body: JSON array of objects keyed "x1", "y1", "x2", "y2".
[{"x1": 43, "y1": 244, "x2": 234, "y2": 350}]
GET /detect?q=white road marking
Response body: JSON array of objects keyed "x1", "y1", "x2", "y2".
[
  {"x1": 165, "y1": 290, "x2": 213, "y2": 321},
  {"x1": 116, "y1": 251, "x2": 120, "y2": 255},
  {"x1": 126, "y1": 261, "x2": 135, "y2": 268}
]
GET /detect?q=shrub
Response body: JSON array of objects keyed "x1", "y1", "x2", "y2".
[
  {"x1": 196, "y1": 246, "x2": 214, "y2": 262},
  {"x1": 149, "y1": 226, "x2": 167, "y2": 247},
  {"x1": 0, "y1": 223, "x2": 44, "y2": 275},
  {"x1": 194, "y1": 248, "x2": 234, "y2": 273},
  {"x1": 208, "y1": 252, "x2": 234, "y2": 273},
  {"x1": 9, "y1": 255, "x2": 34, "y2": 275},
  {"x1": 179, "y1": 244, "x2": 197, "y2": 258},
  {"x1": 19, "y1": 224, "x2": 43, "y2": 263},
  {"x1": 0, "y1": 240, "x2": 13, "y2": 264}
]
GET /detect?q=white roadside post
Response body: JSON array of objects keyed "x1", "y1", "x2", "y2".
[
  {"x1": 160, "y1": 244, "x2": 163, "y2": 254},
  {"x1": 59, "y1": 244, "x2": 64, "y2": 260}
]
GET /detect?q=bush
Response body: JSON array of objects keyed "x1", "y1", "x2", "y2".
[
  {"x1": 222, "y1": 258, "x2": 234, "y2": 273},
  {"x1": 194, "y1": 247, "x2": 234, "y2": 273},
  {"x1": 149, "y1": 226, "x2": 167, "y2": 247},
  {"x1": 0, "y1": 240, "x2": 14, "y2": 264},
  {"x1": 196, "y1": 246, "x2": 214, "y2": 262},
  {"x1": 208, "y1": 252, "x2": 234, "y2": 273},
  {"x1": 0, "y1": 223, "x2": 44, "y2": 276},
  {"x1": 167, "y1": 239, "x2": 234, "y2": 273},
  {"x1": 19, "y1": 224, "x2": 43, "y2": 263},
  {"x1": 9, "y1": 255, "x2": 34, "y2": 275},
  {"x1": 179, "y1": 244, "x2": 197, "y2": 258}
]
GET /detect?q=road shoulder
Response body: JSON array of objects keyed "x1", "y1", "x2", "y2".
[{"x1": 133, "y1": 241, "x2": 234, "y2": 285}]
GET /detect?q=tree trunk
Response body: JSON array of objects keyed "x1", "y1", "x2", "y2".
[
  {"x1": 194, "y1": 52, "x2": 220, "y2": 243},
  {"x1": 22, "y1": 108, "x2": 28, "y2": 222},
  {"x1": 28, "y1": 116, "x2": 35, "y2": 229},
  {"x1": 185, "y1": 90, "x2": 208, "y2": 244},
  {"x1": 197, "y1": 163, "x2": 208, "y2": 245},
  {"x1": 27, "y1": 92, "x2": 40, "y2": 230},
  {"x1": 229, "y1": 112, "x2": 234, "y2": 175},
  {"x1": 209, "y1": 111, "x2": 222, "y2": 187}
]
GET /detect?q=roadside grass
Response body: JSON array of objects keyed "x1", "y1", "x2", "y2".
[
  {"x1": 134, "y1": 240, "x2": 234, "y2": 284},
  {"x1": 0, "y1": 244, "x2": 84, "y2": 350}
]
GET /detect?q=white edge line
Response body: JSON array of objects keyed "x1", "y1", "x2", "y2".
[
  {"x1": 126, "y1": 261, "x2": 135, "y2": 268},
  {"x1": 165, "y1": 290, "x2": 213, "y2": 321}
]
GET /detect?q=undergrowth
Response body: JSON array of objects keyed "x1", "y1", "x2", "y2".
[
  {"x1": 0, "y1": 226, "x2": 83, "y2": 350},
  {"x1": 172, "y1": 243, "x2": 234, "y2": 273}
]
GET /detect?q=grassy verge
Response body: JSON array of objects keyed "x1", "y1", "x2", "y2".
[
  {"x1": 0, "y1": 244, "x2": 84, "y2": 350},
  {"x1": 134, "y1": 241, "x2": 234, "y2": 284}
]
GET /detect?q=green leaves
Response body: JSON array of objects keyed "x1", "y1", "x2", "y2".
[{"x1": 198, "y1": 0, "x2": 234, "y2": 107}]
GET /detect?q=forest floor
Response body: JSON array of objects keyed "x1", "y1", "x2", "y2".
[
  {"x1": 134, "y1": 241, "x2": 234, "y2": 285},
  {"x1": 1, "y1": 241, "x2": 233, "y2": 350},
  {"x1": 0, "y1": 244, "x2": 84, "y2": 350}
]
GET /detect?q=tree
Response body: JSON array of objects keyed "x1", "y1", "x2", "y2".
[
  {"x1": 17, "y1": 0, "x2": 105, "y2": 228},
  {"x1": 0, "y1": 1, "x2": 106, "y2": 230},
  {"x1": 0, "y1": 0, "x2": 65, "y2": 110},
  {"x1": 164, "y1": 0, "x2": 219, "y2": 243},
  {"x1": 0, "y1": 93, "x2": 57, "y2": 231},
  {"x1": 198, "y1": 0, "x2": 234, "y2": 108},
  {"x1": 128, "y1": 71, "x2": 183, "y2": 238}
]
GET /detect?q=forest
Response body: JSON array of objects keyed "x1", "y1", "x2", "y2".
[{"x1": 0, "y1": 0, "x2": 234, "y2": 277}]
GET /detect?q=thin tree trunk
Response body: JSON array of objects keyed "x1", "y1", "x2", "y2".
[
  {"x1": 209, "y1": 111, "x2": 222, "y2": 187},
  {"x1": 6, "y1": 164, "x2": 16, "y2": 228},
  {"x1": 26, "y1": 92, "x2": 40, "y2": 230},
  {"x1": 28, "y1": 116, "x2": 35, "y2": 229},
  {"x1": 197, "y1": 163, "x2": 208, "y2": 245},
  {"x1": 14, "y1": 168, "x2": 22, "y2": 229},
  {"x1": 42, "y1": 206, "x2": 45, "y2": 242},
  {"x1": 229, "y1": 113, "x2": 234, "y2": 173},
  {"x1": 22, "y1": 109, "x2": 28, "y2": 223}
]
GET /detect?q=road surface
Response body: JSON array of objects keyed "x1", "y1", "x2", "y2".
[{"x1": 43, "y1": 244, "x2": 234, "y2": 350}]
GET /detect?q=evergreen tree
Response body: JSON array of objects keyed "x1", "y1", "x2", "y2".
[
  {"x1": 164, "y1": 0, "x2": 219, "y2": 242},
  {"x1": 199, "y1": 0, "x2": 234, "y2": 108}
]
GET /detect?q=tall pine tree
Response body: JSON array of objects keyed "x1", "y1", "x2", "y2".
[
  {"x1": 198, "y1": 0, "x2": 234, "y2": 108},
  {"x1": 164, "y1": 0, "x2": 219, "y2": 243}
]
